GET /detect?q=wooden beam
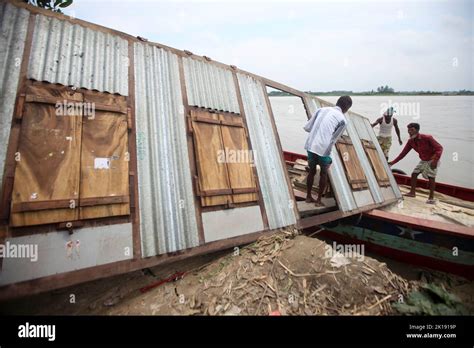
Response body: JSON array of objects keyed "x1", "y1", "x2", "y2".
[{"x1": 127, "y1": 38, "x2": 142, "y2": 260}]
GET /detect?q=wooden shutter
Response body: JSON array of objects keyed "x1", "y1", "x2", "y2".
[
  {"x1": 10, "y1": 84, "x2": 82, "y2": 226},
  {"x1": 220, "y1": 124, "x2": 258, "y2": 204},
  {"x1": 362, "y1": 140, "x2": 391, "y2": 187},
  {"x1": 336, "y1": 135, "x2": 368, "y2": 190},
  {"x1": 9, "y1": 82, "x2": 131, "y2": 227},
  {"x1": 191, "y1": 109, "x2": 257, "y2": 207},
  {"x1": 79, "y1": 93, "x2": 130, "y2": 219}
]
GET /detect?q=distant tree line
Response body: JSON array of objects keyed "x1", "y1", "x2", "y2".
[{"x1": 268, "y1": 86, "x2": 474, "y2": 97}]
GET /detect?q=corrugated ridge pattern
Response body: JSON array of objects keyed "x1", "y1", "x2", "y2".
[
  {"x1": 238, "y1": 73, "x2": 297, "y2": 228},
  {"x1": 0, "y1": 2, "x2": 29, "y2": 190},
  {"x1": 27, "y1": 14, "x2": 128, "y2": 95},
  {"x1": 134, "y1": 42, "x2": 199, "y2": 257},
  {"x1": 184, "y1": 57, "x2": 240, "y2": 113},
  {"x1": 346, "y1": 113, "x2": 383, "y2": 204}
]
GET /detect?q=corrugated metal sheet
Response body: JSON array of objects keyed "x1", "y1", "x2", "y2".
[
  {"x1": 184, "y1": 57, "x2": 240, "y2": 113},
  {"x1": 27, "y1": 14, "x2": 128, "y2": 95},
  {"x1": 238, "y1": 73, "x2": 297, "y2": 229},
  {"x1": 351, "y1": 111, "x2": 372, "y2": 140},
  {"x1": 363, "y1": 116, "x2": 402, "y2": 199},
  {"x1": 0, "y1": 3, "x2": 29, "y2": 191},
  {"x1": 134, "y1": 42, "x2": 199, "y2": 257},
  {"x1": 328, "y1": 145, "x2": 358, "y2": 211},
  {"x1": 305, "y1": 96, "x2": 402, "y2": 210}
]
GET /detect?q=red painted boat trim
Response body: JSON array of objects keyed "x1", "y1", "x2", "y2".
[
  {"x1": 365, "y1": 209, "x2": 474, "y2": 239},
  {"x1": 319, "y1": 229, "x2": 473, "y2": 280}
]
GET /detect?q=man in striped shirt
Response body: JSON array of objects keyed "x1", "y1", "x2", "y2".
[{"x1": 303, "y1": 96, "x2": 352, "y2": 207}]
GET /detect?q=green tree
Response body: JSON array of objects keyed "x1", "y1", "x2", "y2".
[{"x1": 24, "y1": 0, "x2": 73, "y2": 13}]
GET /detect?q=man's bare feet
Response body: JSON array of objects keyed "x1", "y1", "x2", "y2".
[
  {"x1": 305, "y1": 196, "x2": 316, "y2": 203},
  {"x1": 404, "y1": 192, "x2": 416, "y2": 197},
  {"x1": 314, "y1": 200, "x2": 325, "y2": 207}
]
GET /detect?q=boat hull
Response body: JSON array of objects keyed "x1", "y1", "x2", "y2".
[{"x1": 317, "y1": 214, "x2": 474, "y2": 279}]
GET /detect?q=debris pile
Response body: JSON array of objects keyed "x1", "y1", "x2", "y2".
[{"x1": 125, "y1": 228, "x2": 412, "y2": 315}]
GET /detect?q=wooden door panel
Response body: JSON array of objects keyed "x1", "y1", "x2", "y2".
[
  {"x1": 220, "y1": 125, "x2": 257, "y2": 204},
  {"x1": 10, "y1": 85, "x2": 83, "y2": 226},
  {"x1": 336, "y1": 136, "x2": 368, "y2": 191},
  {"x1": 193, "y1": 121, "x2": 232, "y2": 207},
  {"x1": 80, "y1": 94, "x2": 130, "y2": 219}
]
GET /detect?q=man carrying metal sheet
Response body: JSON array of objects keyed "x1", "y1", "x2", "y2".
[
  {"x1": 304, "y1": 96, "x2": 352, "y2": 207},
  {"x1": 389, "y1": 123, "x2": 443, "y2": 204},
  {"x1": 371, "y1": 107, "x2": 403, "y2": 160}
]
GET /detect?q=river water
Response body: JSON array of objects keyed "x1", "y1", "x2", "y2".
[{"x1": 269, "y1": 95, "x2": 474, "y2": 188}]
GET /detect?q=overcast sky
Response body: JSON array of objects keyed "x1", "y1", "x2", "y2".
[{"x1": 63, "y1": 0, "x2": 473, "y2": 92}]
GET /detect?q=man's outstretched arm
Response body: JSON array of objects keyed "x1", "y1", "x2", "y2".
[{"x1": 389, "y1": 141, "x2": 412, "y2": 165}]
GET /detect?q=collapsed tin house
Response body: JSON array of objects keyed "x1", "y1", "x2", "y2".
[{"x1": 0, "y1": 0, "x2": 401, "y2": 300}]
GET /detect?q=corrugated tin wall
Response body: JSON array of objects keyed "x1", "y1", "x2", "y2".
[
  {"x1": 345, "y1": 113, "x2": 383, "y2": 204},
  {"x1": 134, "y1": 42, "x2": 199, "y2": 257},
  {"x1": 183, "y1": 57, "x2": 240, "y2": 113},
  {"x1": 0, "y1": 3, "x2": 29, "y2": 191},
  {"x1": 305, "y1": 96, "x2": 401, "y2": 210},
  {"x1": 362, "y1": 116, "x2": 402, "y2": 199},
  {"x1": 238, "y1": 73, "x2": 297, "y2": 229},
  {"x1": 27, "y1": 14, "x2": 128, "y2": 95}
]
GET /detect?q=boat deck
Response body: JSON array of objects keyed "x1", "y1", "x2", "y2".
[
  {"x1": 296, "y1": 199, "x2": 337, "y2": 217},
  {"x1": 383, "y1": 185, "x2": 474, "y2": 228}
]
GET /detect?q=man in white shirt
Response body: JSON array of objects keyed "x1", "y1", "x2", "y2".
[
  {"x1": 371, "y1": 107, "x2": 402, "y2": 160},
  {"x1": 303, "y1": 96, "x2": 352, "y2": 206}
]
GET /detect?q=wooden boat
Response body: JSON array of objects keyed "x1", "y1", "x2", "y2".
[{"x1": 283, "y1": 150, "x2": 474, "y2": 279}]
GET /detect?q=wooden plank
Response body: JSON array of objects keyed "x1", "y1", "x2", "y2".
[
  {"x1": 79, "y1": 96, "x2": 130, "y2": 219},
  {"x1": 11, "y1": 199, "x2": 73, "y2": 213},
  {"x1": 79, "y1": 195, "x2": 129, "y2": 207},
  {"x1": 128, "y1": 40, "x2": 142, "y2": 258},
  {"x1": 220, "y1": 125, "x2": 258, "y2": 204},
  {"x1": 192, "y1": 119, "x2": 232, "y2": 206},
  {"x1": 296, "y1": 199, "x2": 337, "y2": 217},
  {"x1": 10, "y1": 84, "x2": 83, "y2": 226}
]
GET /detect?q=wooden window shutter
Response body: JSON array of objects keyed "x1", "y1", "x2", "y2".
[
  {"x1": 191, "y1": 109, "x2": 257, "y2": 207},
  {"x1": 361, "y1": 139, "x2": 391, "y2": 187},
  {"x1": 10, "y1": 84, "x2": 83, "y2": 226},
  {"x1": 9, "y1": 82, "x2": 131, "y2": 227},
  {"x1": 79, "y1": 93, "x2": 130, "y2": 220},
  {"x1": 335, "y1": 135, "x2": 368, "y2": 190}
]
